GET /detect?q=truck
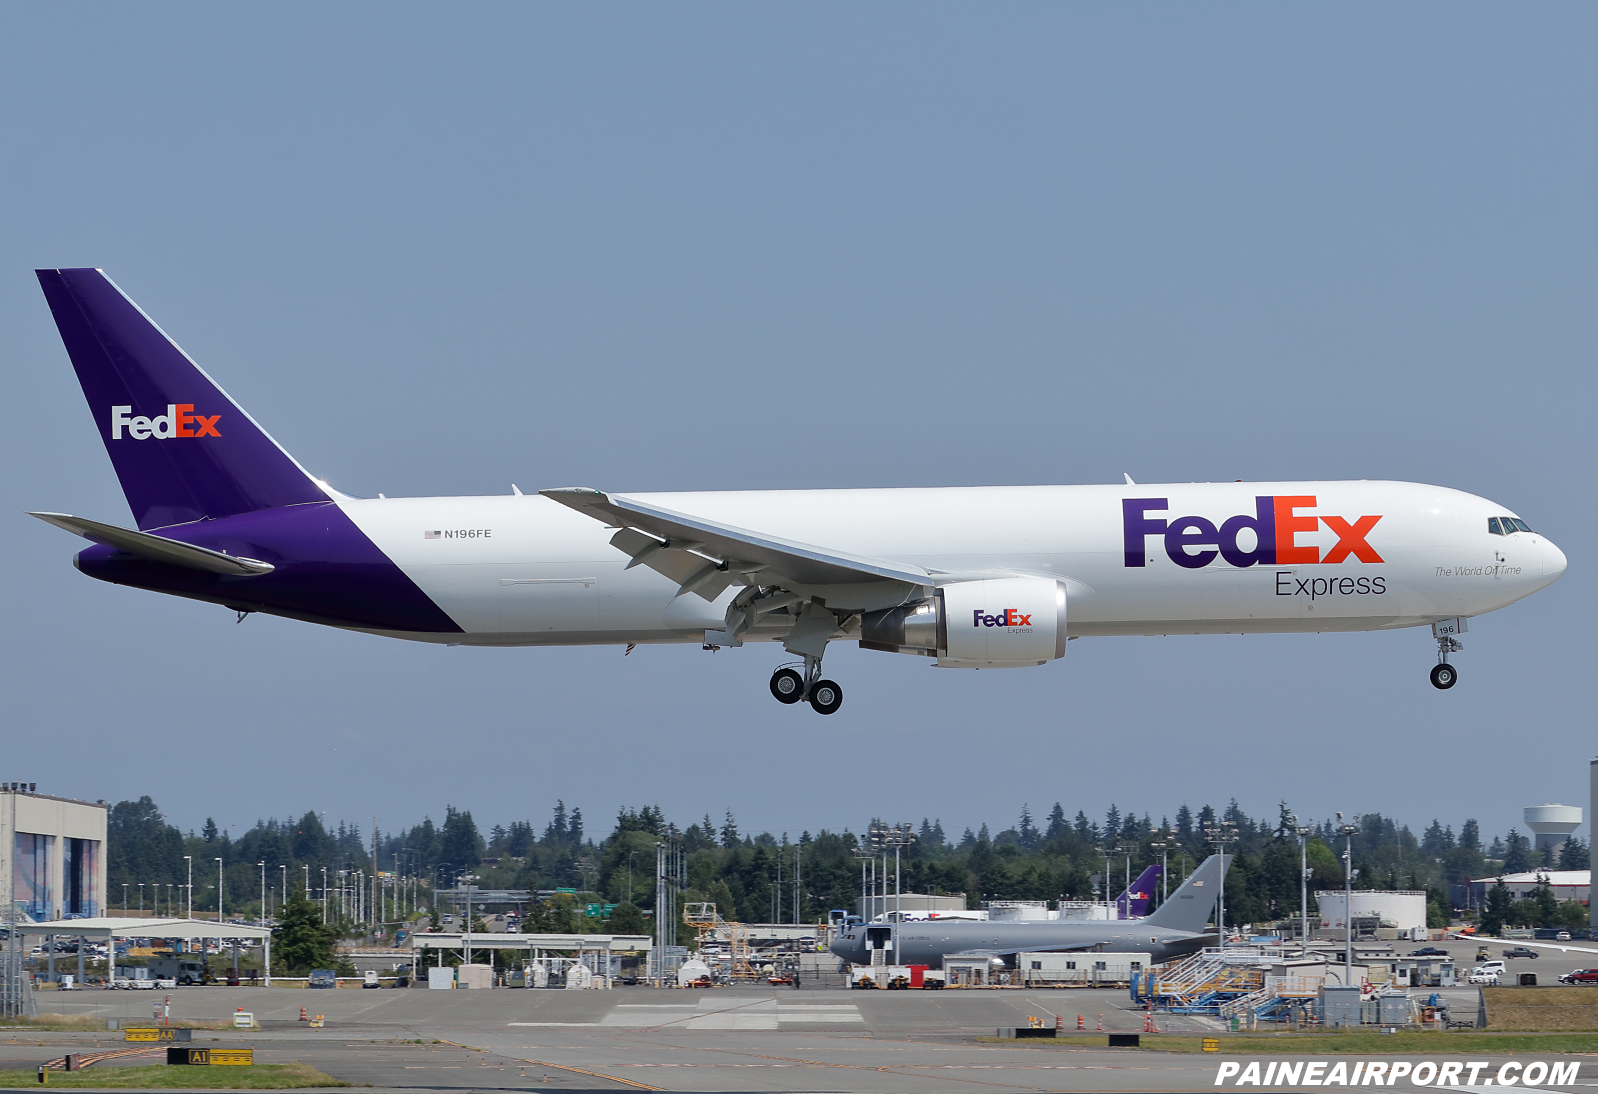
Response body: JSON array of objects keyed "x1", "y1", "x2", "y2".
[{"x1": 145, "y1": 956, "x2": 209, "y2": 986}]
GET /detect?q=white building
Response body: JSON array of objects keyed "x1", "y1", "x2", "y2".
[
  {"x1": 1, "y1": 786, "x2": 108, "y2": 920},
  {"x1": 1315, "y1": 890, "x2": 1427, "y2": 932},
  {"x1": 1467, "y1": 871, "x2": 1590, "y2": 905}
]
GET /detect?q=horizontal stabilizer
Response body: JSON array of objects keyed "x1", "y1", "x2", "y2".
[{"x1": 29, "y1": 512, "x2": 274, "y2": 576}]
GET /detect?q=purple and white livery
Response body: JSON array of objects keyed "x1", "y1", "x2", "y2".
[{"x1": 33, "y1": 270, "x2": 1567, "y2": 713}]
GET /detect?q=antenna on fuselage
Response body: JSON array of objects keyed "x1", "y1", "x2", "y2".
[{"x1": 1123, "y1": 473, "x2": 1137, "y2": 485}]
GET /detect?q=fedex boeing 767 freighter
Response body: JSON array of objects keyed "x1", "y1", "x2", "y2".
[{"x1": 30, "y1": 269, "x2": 1567, "y2": 713}]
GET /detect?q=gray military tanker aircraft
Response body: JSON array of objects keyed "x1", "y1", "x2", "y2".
[{"x1": 830, "y1": 853, "x2": 1230, "y2": 969}]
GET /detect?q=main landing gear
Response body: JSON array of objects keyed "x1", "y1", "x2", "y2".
[{"x1": 770, "y1": 660, "x2": 844, "y2": 715}]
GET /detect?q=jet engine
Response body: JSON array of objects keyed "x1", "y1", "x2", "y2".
[{"x1": 860, "y1": 576, "x2": 1067, "y2": 668}]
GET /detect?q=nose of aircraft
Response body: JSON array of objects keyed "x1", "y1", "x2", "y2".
[{"x1": 1542, "y1": 536, "x2": 1568, "y2": 581}]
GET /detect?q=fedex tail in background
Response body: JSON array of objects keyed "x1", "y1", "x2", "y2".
[{"x1": 1115, "y1": 864, "x2": 1162, "y2": 919}]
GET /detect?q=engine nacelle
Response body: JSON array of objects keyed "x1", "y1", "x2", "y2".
[{"x1": 860, "y1": 576, "x2": 1067, "y2": 668}]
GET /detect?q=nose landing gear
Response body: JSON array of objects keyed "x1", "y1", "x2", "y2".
[
  {"x1": 769, "y1": 658, "x2": 844, "y2": 714},
  {"x1": 1430, "y1": 619, "x2": 1465, "y2": 690}
]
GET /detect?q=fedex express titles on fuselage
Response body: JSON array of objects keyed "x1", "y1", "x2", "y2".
[{"x1": 30, "y1": 268, "x2": 1567, "y2": 714}]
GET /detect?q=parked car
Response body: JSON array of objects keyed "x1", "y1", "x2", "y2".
[
  {"x1": 1504, "y1": 947, "x2": 1539, "y2": 959},
  {"x1": 1409, "y1": 947, "x2": 1449, "y2": 956},
  {"x1": 1557, "y1": 932, "x2": 1572, "y2": 941},
  {"x1": 1467, "y1": 969, "x2": 1501, "y2": 985},
  {"x1": 1559, "y1": 969, "x2": 1598, "y2": 984}
]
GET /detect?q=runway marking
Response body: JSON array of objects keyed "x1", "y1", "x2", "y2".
[{"x1": 512, "y1": 997, "x2": 863, "y2": 1029}]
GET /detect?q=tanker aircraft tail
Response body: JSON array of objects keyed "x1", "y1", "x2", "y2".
[{"x1": 1142, "y1": 854, "x2": 1228, "y2": 933}]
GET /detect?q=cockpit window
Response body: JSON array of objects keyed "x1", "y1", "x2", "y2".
[
  {"x1": 1511, "y1": 518, "x2": 1533, "y2": 533},
  {"x1": 1489, "y1": 516, "x2": 1534, "y2": 535},
  {"x1": 1488, "y1": 518, "x2": 1502, "y2": 535}
]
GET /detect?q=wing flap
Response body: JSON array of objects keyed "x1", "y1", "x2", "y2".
[
  {"x1": 29, "y1": 512, "x2": 275, "y2": 576},
  {"x1": 543, "y1": 487, "x2": 929, "y2": 605}
]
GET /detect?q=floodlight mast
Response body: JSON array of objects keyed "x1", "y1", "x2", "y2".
[
  {"x1": 1337, "y1": 813, "x2": 1361, "y2": 982},
  {"x1": 1291, "y1": 817, "x2": 1314, "y2": 959},
  {"x1": 1202, "y1": 821, "x2": 1238, "y2": 948}
]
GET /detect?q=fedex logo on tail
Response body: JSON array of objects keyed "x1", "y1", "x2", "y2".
[
  {"x1": 110, "y1": 405, "x2": 221, "y2": 440},
  {"x1": 1123, "y1": 496, "x2": 1382, "y2": 569}
]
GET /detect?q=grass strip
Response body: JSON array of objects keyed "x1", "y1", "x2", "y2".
[
  {"x1": 976, "y1": 1031, "x2": 1598, "y2": 1054},
  {"x1": 0, "y1": 1063, "x2": 349, "y2": 1088}
]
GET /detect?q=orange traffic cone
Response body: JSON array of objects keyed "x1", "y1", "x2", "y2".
[
  {"x1": 299, "y1": 1007, "x2": 308, "y2": 1022},
  {"x1": 1055, "y1": 1014, "x2": 1063, "y2": 1031},
  {"x1": 1097, "y1": 1013, "x2": 1103, "y2": 1031},
  {"x1": 1076, "y1": 1014, "x2": 1085, "y2": 1030}
]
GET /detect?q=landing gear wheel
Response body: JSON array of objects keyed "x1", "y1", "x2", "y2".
[
  {"x1": 770, "y1": 668, "x2": 804, "y2": 704},
  {"x1": 809, "y1": 679, "x2": 843, "y2": 715},
  {"x1": 1430, "y1": 663, "x2": 1458, "y2": 690}
]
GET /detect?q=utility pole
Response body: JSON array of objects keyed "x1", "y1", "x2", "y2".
[
  {"x1": 1337, "y1": 813, "x2": 1361, "y2": 984},
  {"x1": 1202, "y1": 820, "x2": 1238, "y2": 949},
  {"x1": 184, "y1": 857, "x2": 192, "y2": 920},
  {"x1": 1291, "y1": 817, "x2": 1313, "y2": 958}
]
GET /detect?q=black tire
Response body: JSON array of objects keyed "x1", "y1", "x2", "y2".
[
  {"x1": 1430, "y1": 663, "x2": 1458, "y2": 690},
  {"x1": 770, "y1": 668, "x2": 804, "y2": 704},
  {"x1": 809, "y1": 679, "x2": 843, "y2": 715}
]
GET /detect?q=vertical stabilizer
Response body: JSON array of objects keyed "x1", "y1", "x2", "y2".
[
  {"x1": 1142, "y1": 854, "x2": 1230, "y2": 932},
  {"x1": 1116, "y1": 864, "x2": 1162, "y2": 919},
  {"x1": 36, "y1": 269, "x2": 328, "y2": 530}
]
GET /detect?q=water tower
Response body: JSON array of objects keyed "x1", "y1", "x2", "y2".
[{"x1": 1524, "y1": 804, "x2": 1582, "y2": 856}]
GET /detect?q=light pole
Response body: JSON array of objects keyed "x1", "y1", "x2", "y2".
[
  {"x1": 1150, "y1": 831, "x2": 1174, "y2": 904},
  {"x1": 1337, "y1": 814, "x2": 1361, "y2": 984},
  {"x1": 321, "y1": 867, "x2": 328, "y2": 923},
  {"x1": 280, "y1": 865, "x2": 287, "y2": 912},
  {"x1": 1202, "y1": 821, "x2": 1238, "y2": 948},
  {"x1": 1291, "y1": 817, "x2": 1313, "y2": 958},
  {"x1": 216, "y1": 858, "x2": 224, "y2": 922},
  {"x1": 258, "y1": 862, "x2": 266, "y2": 923},
  {"x1": 137, "y1": 883, "x2": 144, "y2": 916},
  {"x1": 184, "y1": 857, "x2": 192, "y2": 920}
]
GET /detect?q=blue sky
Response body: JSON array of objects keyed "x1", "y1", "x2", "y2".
[{"x1": 2, "y1": 4, "x2": 1592, "y2": 849}]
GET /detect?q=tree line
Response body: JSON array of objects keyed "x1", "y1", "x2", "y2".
[{"x1": 107, "y1": 794, "x2": 1588, "y2": 939}]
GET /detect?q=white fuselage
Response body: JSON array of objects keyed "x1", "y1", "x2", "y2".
[{"x1": 335, "y1": 480, "x2": 1565, "y2": 647}]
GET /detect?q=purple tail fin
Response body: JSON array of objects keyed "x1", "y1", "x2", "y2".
[
  {"x1": 1116, "y1": 864, "x2": 1162, "y2": 919},
  {"x1": 36, "y1": 269, "x2": 329, "y2": 530}
]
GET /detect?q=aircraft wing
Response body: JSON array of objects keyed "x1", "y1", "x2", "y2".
[
  {"x1": 1449, "y1": 934, "x2": 1598, "y2": 957},
  {"x1": 29, "y1": 512, "x2": 275, "y2": 576},
  {"x1": 539, "y1": 487, "x2": 930, "y2": 606}
]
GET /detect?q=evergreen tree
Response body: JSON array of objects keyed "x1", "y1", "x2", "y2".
[
  {"x1": 1422, "y1": 820, "x2": 1449, "y2": 856},
  {"x1": 1459, "y1": 818, "x2": 1481, "y2": 850},
  {"x1": 1470, "y1": 881, "x2": 1508, "y2": 932},
  {"x1": 272, "y1": 887, "x2": 337, "y2": 972},
  {"x1": 202, "y1": 818, "x2": 219, "y2": 843},
  {"x1": 1046, "y1": 803, "x2": 1067, "y2": 841},
  {"x1": 1018, "y1": 806, "x2": 1040, "y2": 851},
  {"x1": 1176, "y1": 804, "x2": 1193, "y2": 838},
  {"x1": 1502, "y1": 829, "x2": 1530, "y2": 873},
  {"x1": 569, "y1": 807, "x2": 584, "y2": 846},
  {"x1": 720, "y1": 811, "x2": 740, "y2": 848},
  {"x1": 930, "y1": 819, "x2": 946, "y2": 847},
  {"x1": 1560, "y1": 837, "x2": 1590, "y2": 871},
  {"x1": 545, "y1": 802, "x2": 569, "y2": 846},
  {"x1": 440, "y1": 806, "x2": 483, "y2": 868},
  {"x1": 1103, "y1": 804, "x2": 1121, "y2": 845},
  {"x1": 1073, "y1": 811, "x2": 1092, "y2": 841}
]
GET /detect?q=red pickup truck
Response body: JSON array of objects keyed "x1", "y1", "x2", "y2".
[{"x1": 1558, "y1": 969, "x2": 1598, "y2": 984}]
